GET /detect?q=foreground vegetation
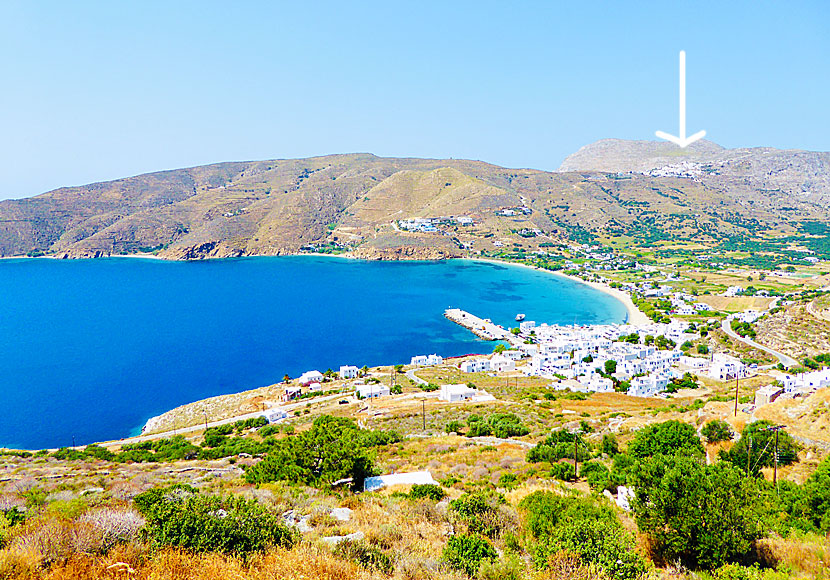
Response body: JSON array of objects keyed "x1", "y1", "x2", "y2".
[{"x1": 1, "y1": 412, "x2": 829, "y2": 580}]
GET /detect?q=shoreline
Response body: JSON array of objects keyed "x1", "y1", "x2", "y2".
[
  {"x1": 0, "y1": 251, "x2": 649, "y2": 450},
  {"x1": 469, "y1": 257, "x2": 650, "y2": 326}
]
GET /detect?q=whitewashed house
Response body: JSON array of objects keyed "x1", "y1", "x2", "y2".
[
  {"x1": 298, "y1": 370, "x2": 325, "y2": 385},
  {"x1": 356, "y1": 384, "x2": 390, "y2": 399},
  {"x1": 411, "y1": 354, "x2": 443, "y2": 366},
  {"x1": 265, "y1": 409, "x2": 289, "y2": 423},
  {"x1": 489, "y1": 355, "x2": 516, "y2": 373},
  {"x1": 460, "y1": 359, "x2": 490, "y2": 373},
  {"x1": 707, "y1": 354, "x2": 748, "y2": 381},
  {"x1": 339, "y1": 365, "x2": 360, "y2": 379},
  {"x1": 628, "y1": 374, "x2": 669, "y2": 397},
  {"x1": 440, "y1": 384, "x2": 476, "y2": 402}
]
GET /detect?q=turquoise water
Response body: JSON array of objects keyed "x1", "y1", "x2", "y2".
[{"x1": 0, "y1": 256, "x2": 626, "y2": 449}]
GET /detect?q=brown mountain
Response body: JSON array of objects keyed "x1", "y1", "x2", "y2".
[{"x1": 1, "y1": 142, "x2": 829, "y2": 260}]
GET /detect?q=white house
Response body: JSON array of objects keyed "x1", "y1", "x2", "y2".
[
  {"x1": 411, "y1": 354, "x2": 443, "y2": 366},
  {"x1": 298, "y1": 370, "x2": 325, "y2": 385},
  {"x1": 307, "y1": 382, "x2": 322, "y2": 392},
  {"x1": 489, "y1": 355, "x2": 516, "y2": 373},
  {"x1": 265, "y1": 409, "x2": 289, "y2": 423},
  {"x1": 628, "y1": 374, "x2": 669, "y2": 397},
  {"x1": 339, "y1": 365, "x2": 360, "y2": 379},
  {"x1": 519, "y1": 320, "x2": 536, "y2": 333},
  {"x1": 724, "y1": 286, "x2": 744, "y2": 297},
  {"x1": 457, "y1": 216, "x2": 474, "y2": 226},
  {"x1": 440, "y1": 384, "x2": 476, "y2": 402},
  {"x1": 460, "y1": 359, "x2": 490, "y2": 373},
  {"x1": 356, "y1": 384, "x2": 390, "y2": 399},
  {"x1": 707, "y1": 354, "x2": 748, "y2": 381}
]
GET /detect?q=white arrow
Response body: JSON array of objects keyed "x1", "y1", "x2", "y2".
[{"x1": 655, "y1": 50, "x2": 706, "y2": 148}]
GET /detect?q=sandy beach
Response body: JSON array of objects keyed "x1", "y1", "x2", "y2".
[{"x1": 470, "y1": 257, "x2": 650, "y2": 326}]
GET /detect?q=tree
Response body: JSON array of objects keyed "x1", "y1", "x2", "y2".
[
  {"x1": 627, "y1": 420, "x2": 705, "y2": 459},
  {"x1": 720, "y1": 420, "x2": 799, "y2": 475},
  {"x1": 701, "y1": 419, "x2": 733, "y2": 444},
  {"x1": 604, "y1": 359, "x2": 617, "y2": 375},
  {"x1": 282, "y1": 374, "x2": 291, "y2": 384},
  {"x1": 630, "y1": 456, "x2": 765, "y2": 569},
  {"x1": 243, "y1": 415, "x2": 380, "y2": 489}
]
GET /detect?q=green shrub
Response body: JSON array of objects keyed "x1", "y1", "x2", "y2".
[
  {"x1": 445, "y1": 420, "x2": 463, "y2": 434},
  {"x1": 443, "y1": 534, "x2": 497, "y2": 577},
  {"x1": 333, "y1": 539, "x2": 394, "y2": 574},
  {"x1": 449, "y1": 492, "x2": 508, "y2": 538},
  {"x1": 133, "y1": 485, "x2": 296, "y2": 557},
  {"x1": 627, "y1": 420, "x2": 704, "y2": 459},
  {"x1": 702, "y1": 419, "x2": 733, "y2": 443},
  {"x1": 579, "y1": 461, "x2": 610, "y2": 491},
  {"x1": 713, "y1": 563, "x2": 762, "y2": 580},
  {"x1": 519, "y1": 491, "x2": 645, "y2": 580},
  {"x1": 409, "y1": 484, "x2": 446, "y2": 501},
  {"x1": 549, "y1": 462, "x2": 575, "y2": 481}
]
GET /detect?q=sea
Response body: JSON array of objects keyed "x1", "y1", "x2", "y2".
[{"x1": 0, "y1": 256, "x2": 626, "y2": 449}]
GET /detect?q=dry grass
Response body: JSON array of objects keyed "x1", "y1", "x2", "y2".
[{"x1": 756, "y1": 533, "x2": 830, "y2": 579}]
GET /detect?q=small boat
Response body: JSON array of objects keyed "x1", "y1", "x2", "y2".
[{"x1": 515, "y1": 313, "x2": 525, "y2": 321}]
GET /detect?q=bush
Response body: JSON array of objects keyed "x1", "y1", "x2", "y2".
[
  {"x1": 702, "y1": 419, "x2": 733, "y2": 443},
  {"x1": 445, "y1": 420, "x2": 463, "y2": 434},
  {"x1": 550, "y1": 462, "x2": 575, "y2": 482},
  {"x1": 333, "y1": 539, "x2": 394, "y2": 574},
  {"x1": 449, "y1": 493, "x2": 511, "y2": 538},
  {"x1": 579, "y1": 461, "x2": 610, "y2": 491},
  {"x1": 133, "y1": 485, "x2": 296, "y2": 557},
  {"x1": 443, "y1": 534, "x2": 497, "y2": 577},
  {"x1": 629, "y1": 456, "x2": 764, "y2": 569},
  {"x1": 713, "y1": 563, "x2": 763, "y2": 580},
  {"x1": 627, "y1": 420, "x2": 704, "y2": 459},
  {"x1": 519, "y1": 491, "x2": 646, "y2": 580},
  {"x1": 408, "y1": 484, "x2": 446, "y2": 501},
  {"x1": 78, "y1": 507, "x2": 145, "y2": 551}
]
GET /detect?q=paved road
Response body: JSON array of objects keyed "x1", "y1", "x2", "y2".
[
  {"x1": 721, "y1": 316, "x2": 797, "y2": 368},
  {"x1": 97, "y1": 393, "x2": 343, "y2": 448}
]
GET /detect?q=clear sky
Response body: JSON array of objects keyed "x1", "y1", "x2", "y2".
[{"x1": 1, "y1": 1, "x2": 828, "y2": 200}]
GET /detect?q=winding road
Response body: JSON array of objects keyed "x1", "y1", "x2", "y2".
[{"x1": 721, "y1": 315, "x2": 797, "y2": 368}]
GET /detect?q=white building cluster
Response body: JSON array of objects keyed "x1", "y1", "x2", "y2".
[
  {"x1": 458, "y1": 319, "x2": 703, "y2": 398},
  {"x1": 755, "y1": 368, "x2": 830, "y2": 408}
]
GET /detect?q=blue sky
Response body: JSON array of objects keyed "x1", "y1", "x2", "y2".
[{"x1": 0, "y1": 1, "x2": 828, "y2": 199}]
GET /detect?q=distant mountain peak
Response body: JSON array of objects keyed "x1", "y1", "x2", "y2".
[{"x1": 558, "y1": 138, "x2": 726, "y2": 173}]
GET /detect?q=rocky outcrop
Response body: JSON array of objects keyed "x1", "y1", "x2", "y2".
[{"x1": 351, "y1": 245, "x2": 461, "y2": 261}]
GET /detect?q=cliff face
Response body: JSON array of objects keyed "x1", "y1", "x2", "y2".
[{"x1": 1, "y1": 143, "x2": 829, "y2": 260}]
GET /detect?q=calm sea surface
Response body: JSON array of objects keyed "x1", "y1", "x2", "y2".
[{"x1": 0, "y1": 256, "x2": 626, "y2": 448}]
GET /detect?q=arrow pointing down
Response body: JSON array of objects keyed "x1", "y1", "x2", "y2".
[{"x1": 656, "y1": 50, "x2": 706, "y2": 148}]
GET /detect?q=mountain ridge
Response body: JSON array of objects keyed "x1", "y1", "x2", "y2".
[{"x1": 2, "y1": 141, "x2": 829, "y2": 260}]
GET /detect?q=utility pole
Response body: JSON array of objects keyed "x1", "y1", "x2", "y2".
[
  {"x1": 746, "y1": 435, "x2": 752, "y2": 476},
  {"x1": 422, "y1": 400, "x2": 426, "y2": 431},
  {"x1": 764, "y1": 425, "x2": 785, "y2": 493},
  {"x1": 734, "y1": 375, "x2": 739, "y2": 417},
  {"x1": 573, "y1": 430, "x2": 582, "y2": 480},
  {"x1": 203, "y1": 410, "x2": 208, "y2": 431}
]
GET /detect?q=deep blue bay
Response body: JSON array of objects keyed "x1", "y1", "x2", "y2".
[{"x1": 0, "y1": 256, "x2": 626, "y2": 449}]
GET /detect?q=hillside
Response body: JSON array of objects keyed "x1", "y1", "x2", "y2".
[{"x1": 1, "y1": 142, "x2": 830, "y2": 260}]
